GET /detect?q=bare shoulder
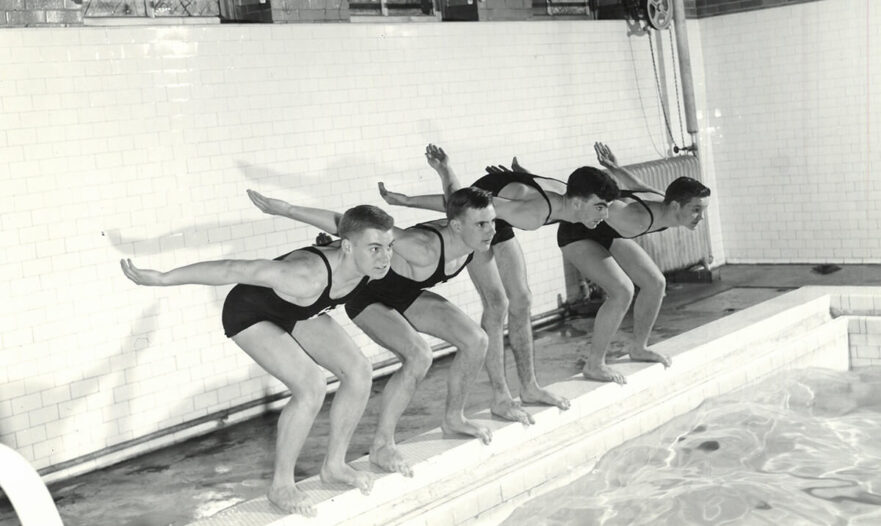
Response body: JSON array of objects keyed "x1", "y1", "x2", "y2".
[
  {"x1": 395, "y1": 225, "x2": 441, "y2": 266},
  {"x1": 276, "y1": 248, "x2": 332, "y2": 294}
]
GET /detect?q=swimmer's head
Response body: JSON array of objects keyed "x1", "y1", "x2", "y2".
[
  {"x1": 447, "y1": 187, "x2": 496, "y2": 252},
  {"x1": 338, "y1": 205, "x2": 395, "y2": 279},
  {"x1": 664, "y1": 177, "x2": 711, "y2": 230},
  {"x1": 565, "y1": 167, "x2": 620, "y2": 228}
]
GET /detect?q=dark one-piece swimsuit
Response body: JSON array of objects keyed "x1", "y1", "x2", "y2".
[
  {"x1": 222, "y1": 246, "x2": 368, "y2": 337},
  {"x1": 345, "y1": 224, "x2": 473, "y2": 319},
  {"x1": 471, "y1": 171, "x2": 559, "y2": 245},
  {"x1": 557, "y1": 190, "x2": 668, "y2": 250}
]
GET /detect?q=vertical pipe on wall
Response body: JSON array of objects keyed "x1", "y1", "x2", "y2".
[
  {"x1": 654, "y1": 28, "x2": 671, "y2": 143},
  {"x1": 670, "y1": 0, "x2": 713, "y2": 266},
  {"x1": 671, "y1": 0, "x2": 699, "y2": 150}
]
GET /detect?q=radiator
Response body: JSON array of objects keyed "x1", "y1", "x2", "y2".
[{"x1": 623, "y1": 155, "x2": 711, "y2": 273}]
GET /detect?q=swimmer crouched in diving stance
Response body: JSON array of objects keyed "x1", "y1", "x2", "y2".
[
  {"x1": 380, "y1": 144, "x2": 620, "y2": 425},
  {"x1": 120, "y1": 205, "x2": 395, "y2": 516},
  {"x1": 488, "y1": 143, "x2": 711, "y2": 385},
  {"x1": 248, "y1": 175, "x2": 496, "y2": 477}
]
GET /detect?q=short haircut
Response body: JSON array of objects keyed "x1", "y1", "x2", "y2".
[
  {"x1": 446, "y1": 187, "x2": 493, "y2": 220},
  {"x1": 664, "y1": 177, "x2": 711, "y2": 206},
  {"x1": 566, "y1": 167, "x2": 620, "y2": 202},
  {"x1": 337, "y1": 205, "x2": 394, "y2": 239}
]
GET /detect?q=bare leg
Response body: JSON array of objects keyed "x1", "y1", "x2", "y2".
[
  {"x1": 561, "y1": 240, "x2": 635, "y2": 385},
  {"x1": 610, "y1": 239, "x2": 671, "y2": 367},
  {"x1": 352, "y1": 304, "x2": 432, "y2": 477},
  {"x1": 292, "y1": 315, "x2": 375, "y2": 495},
  {"x1": 405, "y1": 291, "x2": 492, "y2": 444},
  {"x1": 231, "y1": 323, "x2": 327, "y2": 517},
  {"x1": 493, "y1": 238, "x2": 570, "y2": 409},
  {"x1": 466, "y1": 249, "x2": 535, "y2": 425}
]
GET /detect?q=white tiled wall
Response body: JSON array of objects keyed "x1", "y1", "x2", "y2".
[
  {"x1": 697, "y1": 0, "x2": 881, "y2": 263},
  {"x1": 848, "y1": 317, "x2": 881, "y2": 367},
  {"x1": 0, "y1": 22, "x2": 677, "y2": 471}
]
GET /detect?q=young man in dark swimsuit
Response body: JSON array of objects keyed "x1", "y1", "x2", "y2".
[
  {"x1": 490, "y1": 143, "x2": 711, "y2": 385},
  {"x1": 248, "y1": 161, "x2": 496, "y2": 478},
  {"x1": 380, "y1": 145, "x2": 620, "y2": 425},
  {"x1": 120, "y1": 205, "x2": 394, "y2": 516}
]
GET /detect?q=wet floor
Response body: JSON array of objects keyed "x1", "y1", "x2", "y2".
[{"x1": 1, "y1": 264, "x2": 879, "y2": 526}]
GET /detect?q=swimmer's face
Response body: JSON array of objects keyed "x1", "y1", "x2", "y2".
[
  {"x1": 345, "y1": 228, "x2": 394, "y2": 279},
  {"x1": 574, "y1": 195, "x2": 612, "y2": 229},
  {"x1": 451, "y1": 206, "x2": 497, "y2": 252},
  {"x1": 674, "y1": 197, "x2": 710, "y2": 230}
]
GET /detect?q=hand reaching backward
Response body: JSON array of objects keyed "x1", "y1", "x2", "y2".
[
  {"x1": 120, "y1": 258, "x2": 164, "y2": 286},
  {"x1": 485, "y1": 156, "x2": 531, "y2": 175},
  {"x1": 247, "y1": 189, "x2": 288, "y2": 216},
  {"x1": 377, "y1": 182, "x2": 409, "y2": 207}
]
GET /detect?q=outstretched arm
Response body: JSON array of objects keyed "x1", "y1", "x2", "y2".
[
  {"x1": 247, "y1": 189, "x2": 341, "y2": 234},
  {"x1": 378, "y1": 182, "x2": 446, "y2": 213},
  {"x1": 120, "y1": 257, "x2": 320, "y2": 297},
  {"x1": 594, "y1": 142, "x2": 663, "y2": 196}
]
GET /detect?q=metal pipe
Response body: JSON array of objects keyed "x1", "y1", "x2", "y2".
[
  {"x1": 669, "y1": 0, "x2": 713, "y2": 265},
  {"x1": 37, "y1": 306, "x2": 568, "y2": 482},
  {"x1": 670, "y1": 0, "x2": 699, "y2": 149}
]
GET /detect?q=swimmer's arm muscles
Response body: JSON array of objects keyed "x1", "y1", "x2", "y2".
[
  {"x1": 247, "y1": 189, "x2": 341, "y2": 234},
  {"x1": 160, "y1": 259, "x2": 319, "y2": 296},
  {"x1": 392, "y1": 193, "x2": 447, "y2": 213},
  {"x1": 605, "y1": 165, "x2": 664, "y2": 196},
  {"x1": 276, "y1": 204, "x2": 343, "y2": 234}
]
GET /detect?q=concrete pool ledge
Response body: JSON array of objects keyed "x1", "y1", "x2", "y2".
[{"x1": 189, "y1": 286, "x2": 881, "y2": 526}]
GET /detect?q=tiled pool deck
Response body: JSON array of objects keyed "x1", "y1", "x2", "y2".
[
  {"x1": 188, "y1": 286, "x2": 881, "y2": 526},
  {"x1": 3, "y1": 265, "x2": 881, "y2": 526}
]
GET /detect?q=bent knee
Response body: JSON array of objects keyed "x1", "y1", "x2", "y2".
[
  {"x1": 506, "y1": 288, "x2": 532, "y2": 316},
  {"x1": 340, "y1": 354, "x2": 373, "y2": 390},
  {"x1": 402, "y1": 341, "x2": 433, "y2": 379},
  {"x1": 480, "y1": 291, "x2": 509, "y2": 320},
  {"x1": 291, "y1": 375, "x2": 327, "y2": 411},
  {"x1": 458, "y1": 327, "x2": 489, "y2": 356},
  {"x1": 642, "y1": 273, "x2": 666, "y2": 296},
  {"x1": 606, "y1": 280, "x2": 635, "y2": 305}
]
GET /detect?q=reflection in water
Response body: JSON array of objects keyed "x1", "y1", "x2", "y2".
[{"x1": 503, "y1": 367, "x2": 881, "y2": 526}]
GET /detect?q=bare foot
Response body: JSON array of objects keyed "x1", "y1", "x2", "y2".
[
  {"x1": 629, "y1": 347, "x2": 672, "y2": 367},
  {"x1": 442, "y1": 416, "x2": 492, "y2": 445},
  {"x1": 320, "y1": 463, "x2": 374, "y2": 495},
  {"x1": 491, "y1": 398, "x2": 534, "y2": 425},
  {"x1": 369, "y1": 443, "x2": 413, "y2": 477},
  {"x1": 267, "y1": 484, "x2": 316, "y2": 517},
  {"x1": 582, "y1": 363, "x2": 627, "y2": 385},
  {"x1": 520, "y1": 385, "x2": 570, "y2": 410}
]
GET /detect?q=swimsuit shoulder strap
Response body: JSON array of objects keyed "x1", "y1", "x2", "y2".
[
  {"x1": 525, "y1": 174, "x2": 558, "y2": 225},
  {"x1": 620, "y1": 190, "x2": 656, "y2": 237},
  {"x1": 414, "y1": 223, "x2": 447, "y2": 278},
  {"x1": 299, "y1": 246, "x2": 333, "y2": 292}
]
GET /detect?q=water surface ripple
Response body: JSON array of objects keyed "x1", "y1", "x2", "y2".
[{"x1": 502, "y1": 367, "x2": 881, "y2": 526}]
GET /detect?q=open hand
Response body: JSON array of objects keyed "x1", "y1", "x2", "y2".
[
  {"x1": 594, "y1": 142, "x2": 618, "y2": 168},
  {"x1": 120, "y1": 259, "x2": 164, "y2": 286},
  {"x1": 425, "y1": 144, "x2": 449, "y2": 172},
  {"x1": 378, "y1": 182, "x2": 409, "y2": 207},
  {"x1": 247, "y1": 189, "x2": 290, "y2": 217},
  {"x1": 485, "y1": 164, "x2": 513, "y2": 175},
  {"x1": 486, "y1": 156, "x2": 531, "y2": 175}
]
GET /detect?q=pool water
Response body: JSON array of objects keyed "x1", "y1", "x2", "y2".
[{"x1": 501, "y1": 367, "x2": 881, "y2": 526}]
